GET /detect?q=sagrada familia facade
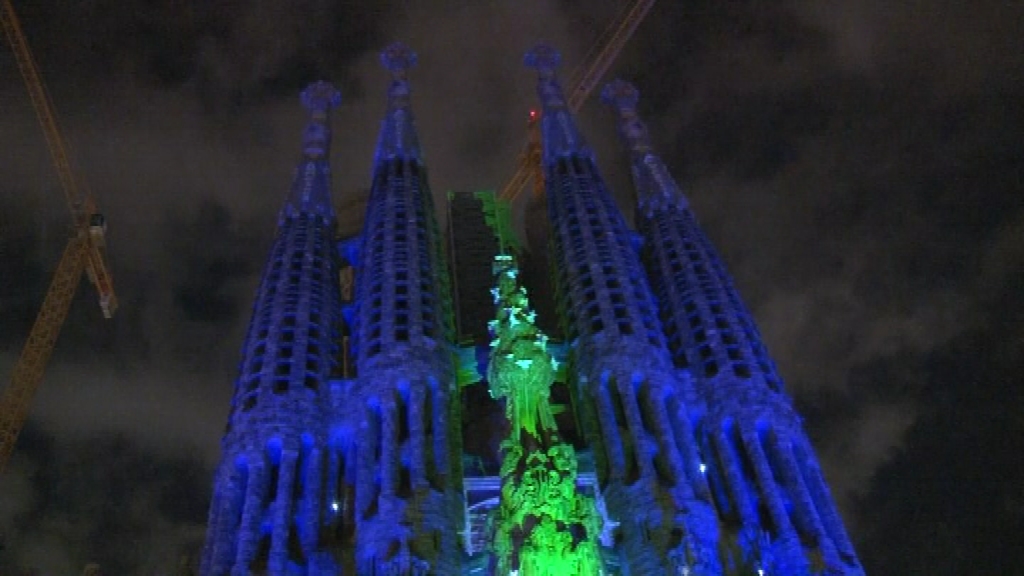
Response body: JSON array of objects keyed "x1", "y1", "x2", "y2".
[{"x1": 198, "y1": 42, "x2": 864, "y2": 576}]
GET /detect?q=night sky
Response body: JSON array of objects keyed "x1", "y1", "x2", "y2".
[{"x1": 1, "y1": 0, "x2": 1022, "y2": 574}]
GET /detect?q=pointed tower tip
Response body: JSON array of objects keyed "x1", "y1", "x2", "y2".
[
  {"x1": 601, "y1": 79, "x2": 639, "y2": 115},
  {"x1": 602, "y1": 80, "x2": 687, "y2": 214},
  {"x1": 524, "y1": 44, "x2": 561, "y2": 76},
  {"x1": 603, "y1": 78, "x2": 650, "y2": 153},
  {"x1": 301, "y1": 81, "x2": 342, "y2": 114},
  {"x1": 524, "y1": 43, "x2": 588, "y2": 161},
  {"x1": 374, "y1": 42, "x2": 421, "y2": 161},
  {"x1": 380, "y1": 43, "x2": 417, "y2": 110},
  {"x1": 381, "y1": 42, "x2": 418, "y2": 76},
  {"x1": 526, "y1": 44, "x2": 568, "y2": 111},
  {"x1": 300, "y1": 81, "x2": 339, "y2": 159}
]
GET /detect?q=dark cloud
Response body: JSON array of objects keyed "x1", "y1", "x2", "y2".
[
  {"x1": 1, "y1": 0, "x2": 1022, "y2": 572},
  {"x1": 856, "y1": 282, "x2": 1024, "y2": 575},
  {"x1": 169, "y1": 200, "x2": 262, "y2": 324},
  {"x1": 1, "y1": 425, "x2": 207, "y2": 574},
  {"x1": 0, "y1": 205, "x2": 53, "y2": 348}
]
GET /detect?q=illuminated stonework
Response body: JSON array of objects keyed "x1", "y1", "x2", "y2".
[
  {"x1": 488, "y1": 254, "x2": 603, "y2": 576},
  {"x1": 200, "y1": 81, "x2": 344, "y2": 576},
  {"x1": 527, "y1": 44, "x2": 722, "y2": 575},
  {"x1": 603, "y1": 78, "x2": 864, "y2": 575},
  {"x1": 200, "y1": 42, "x2": 864, "y2": 576},
  {"x1": 346, "y1": 42, "x2": 462, "y2": 575}
]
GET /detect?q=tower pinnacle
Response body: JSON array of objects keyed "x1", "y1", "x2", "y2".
[
  {"x1": 381, "y1": 42, "x2": 418, "y2": 77},
  {"x1": 601, "y1": 79, "x2": 650, "y2": 153},
  {"x1": 524, "y1": 44, "x2": 587, "y2": 163},
  {"x1": 374, "y1": 42, "x2": 420, "y2": 162},
  {"x1": 525, "y1": 44, "x2": 567, "y2": 110},
  {"x1": 600, "y1": 78, "x2": 638, "y2": 111},
  {"x1": 300, "y1": 80, "x2": 340, "y2": 159},
  {"x1": 602, "y1": 78, "x2": 687, "y2": 216},
  {"x1": 301, "y1": 80, "x2": 342, "y2": 116},
  {"x1": 381, "y1": 42, "x2": 417, "y2": 110},
  {"x1": 524, "y1": 44, "x2": 561, "y2": 78},
  {"x1": 608, "y1": 80, "x2": 863, "y2": 574}
]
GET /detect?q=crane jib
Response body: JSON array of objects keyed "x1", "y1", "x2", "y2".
[{"x1": 0, "y1": 0, "x2": 118, "y2": 473}]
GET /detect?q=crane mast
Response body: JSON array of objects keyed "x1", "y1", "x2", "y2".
[
  {"x1": 0, "y1": 0, "x2": 117, "y2": 472},
  {"x1": 499, "y1": 0, "x2": 656, "y2": 201}
]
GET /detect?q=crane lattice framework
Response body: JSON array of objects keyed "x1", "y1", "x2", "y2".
[
  {"x1": 498, "y1": 0, "x2": 655, "y2": 202},
  {"x1": 0, "y1": 0, "x2": 117, "y2": 472}
]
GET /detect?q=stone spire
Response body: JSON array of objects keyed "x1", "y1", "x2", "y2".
[
  {"x1": 375, "y1": 42, "x2": 421, "y2": 163},
  {"x1": 601, "y1": 79, "x2": 688, "y2": 218},
  {"x1": 524, "y1": 44, "x2": 591, "y2": 165},
  {"x1": 605, "y1": 79, "x2": 864, "y2": 574},
  {"x1": 201, "y1": 82, "x2": 344, "y2": 576},
  {"x1": 526, "y1": 44, "x2": 721, "y2": 575},
  {"x1": 348, "y1": 42, "x2": 462, "y2": 575}
]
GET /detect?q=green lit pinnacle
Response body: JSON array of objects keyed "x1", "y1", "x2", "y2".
[{"x1": 487, "y1": 253, "x2": 604, "y2": 576}]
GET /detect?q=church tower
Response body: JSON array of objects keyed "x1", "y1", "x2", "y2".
[
  {"x1": 200, "y1": 81, "x2": 344, "y2": 575},
  {"x1": 525, "y1": 45, "x2": 720, "y2": 574},
  {"x1": 344, "y1": 42, "x2": 463, "y2": 575},
  {"x1": 603, "y1": 78, "x2": 864, "y2": 575}
]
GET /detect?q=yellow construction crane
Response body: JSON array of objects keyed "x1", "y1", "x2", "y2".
[
  {"x1": 499, "y1": 0, "x2": 656, "y2": 201},
  {"x1": 0, "y1": 0, "x2": 117, "y2": 472}
]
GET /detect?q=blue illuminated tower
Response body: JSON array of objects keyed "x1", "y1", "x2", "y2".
[
  {"x1": 603, "y1": 79, "x2": 864, "y2": 575},
  {"x1": 345, "y1": 43, "x2": 463, "y2": 574},
  {"x1": 525, "y1": 46, "x2": 720, "y2": 574},
  {"x1": 200, "y1": 81, "x2": 344, "y2": 575}
]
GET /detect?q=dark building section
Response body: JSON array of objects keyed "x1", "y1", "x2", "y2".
[{"x1": 446, "y1": 191, "x2": 503, "y2": 346}]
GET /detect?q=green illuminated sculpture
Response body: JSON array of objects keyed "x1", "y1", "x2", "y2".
[{"x1": 487, "y1": 254, "x2": 604, "y2": 575}]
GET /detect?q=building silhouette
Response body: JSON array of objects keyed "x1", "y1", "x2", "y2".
[{"x1": 200, "y1": 43, "x2": 863, "y2": 576}]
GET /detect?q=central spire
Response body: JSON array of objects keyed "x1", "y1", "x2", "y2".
[
  {"x1": 375, "y1": 42, "x2": 421, "y2": 163},
  {"x1": 487, "y1": 254, "x2": 604, "y2": 575},
  {"x1": 524, "y1": 44, "x2": 591, "y2": 165}
]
